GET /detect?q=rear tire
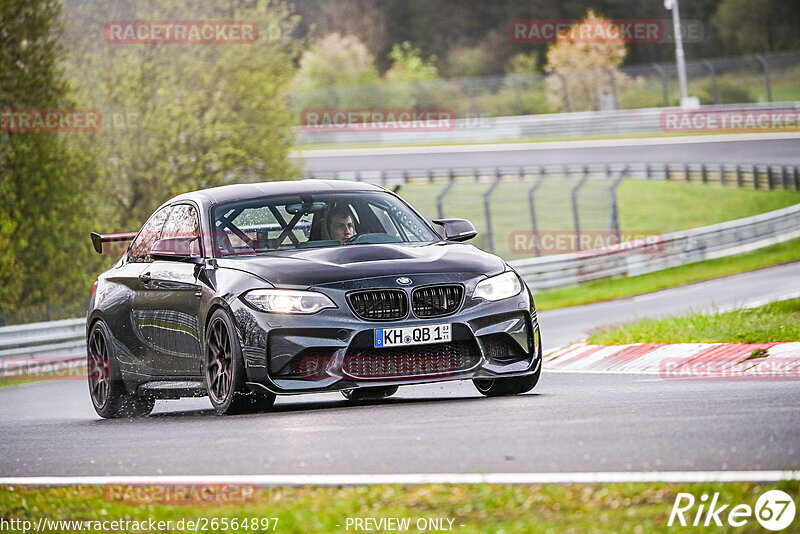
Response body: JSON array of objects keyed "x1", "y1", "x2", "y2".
[
  {"x1": 473, "y1": 365, "x2": 541, "y2": 397},
  {"x1": 88, "y1": 321, "x2": 154, "y2": 418},
  {"x1": 341, "y1": 386, "x2": 398, "y2": 401},
  {"x1": 204, "y1": 309, "x2": 276, "y2": 415}
]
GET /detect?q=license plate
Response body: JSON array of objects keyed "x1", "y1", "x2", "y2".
[{"x1": 374, "y1": 323, "x2": 452, "y2": 348}]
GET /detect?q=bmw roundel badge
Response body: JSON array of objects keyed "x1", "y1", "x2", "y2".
[{"x1": 397, "y1": 277, "x2": 412, "y2": 285}]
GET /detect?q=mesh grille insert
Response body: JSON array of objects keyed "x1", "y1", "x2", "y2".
[
  {"x1": 347, "y1": 289, "x2": 408, "y2": 321},
  {"x1": 412, "y1": 285, "x2": 463, "y2": 317},
  {"x1": 344, "y1": 340, "x2": 480, "y2": 379}
]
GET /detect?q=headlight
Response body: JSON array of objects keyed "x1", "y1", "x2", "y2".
[
  {"x1": 473, "y1": 271, "x2": 521, "y2": 301},
  {"x1": 243, "y1": 289, "x2": 336, "y2": 314}
]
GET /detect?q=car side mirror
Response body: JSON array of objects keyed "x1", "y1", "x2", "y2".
[
  {"x1": 150, "y1": 236, "x2": 203, "y2": 263},
  {"x1": 432, "y1": 218, "x2": 477, "y2": 242}
]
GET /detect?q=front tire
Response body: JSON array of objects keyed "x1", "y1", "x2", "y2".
[
  {"x1": 88, "y1": 321, "x2": 154, "y2": 418},
  {"x1": 473, "y1": 365, "x2": 541, "y2": 397},
  {"x1": 204, "y1": 309, "x2": 275, "y2": 415}
]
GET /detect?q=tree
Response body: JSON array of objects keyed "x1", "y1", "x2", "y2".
[
  {"x1": 713, "y1": 0, "x2": 800, "y2": 53},
  {"x1": 445, "y1": 46, "x2": 493, "y2": 78},
  {"x1": 544, "y1": 10, "x2": 640, "y2": 112},
  {"x1": 0, "y1": 0, "x2": 101, "y2": 322},
  {"x1": 297, "y1": 0, "x2": 389, "y2": 66},
  {"x1": 292, "y1": 33, "x2": 379, "y2": 90},
  {"x1": 61, "y1": 0, "x2": 302, "y2": 229},
  {"x1": 384, "y1": 42, "x2": 438, "y2": 83},
  {"x1": 505, "y1": 52, "x2": 539, "y2": 75}
]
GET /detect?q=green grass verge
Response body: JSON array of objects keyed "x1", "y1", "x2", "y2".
[
  {"x1": 2, "y1": 482, "x2": 797, "y2": 533},
  {"x1": 534, "y1": 237, "x2": 800, "y2": 310},
  {"x1": 616, "y1": 181, "x2": 800, "y2": 234},
  {"x1": 297, "y1": 130, "x2": 780, "y2": 151},
  {"x1": 587, "y1": 297, "x2": 800, "y2": 345},
  {"x1": 397, "y1": 180, "x2": 800, "y2": 261},
  {"x1": 0, "y1": 373, "x2": 81, "y2": 388}
]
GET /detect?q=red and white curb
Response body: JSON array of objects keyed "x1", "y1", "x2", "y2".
[{"x1": 544, "y1": 341, "x2": 800, "y2": 378}]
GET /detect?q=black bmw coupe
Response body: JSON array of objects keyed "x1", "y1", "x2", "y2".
[{"x1": 87, "y1": 180, "x2": 542, "y2": 417}]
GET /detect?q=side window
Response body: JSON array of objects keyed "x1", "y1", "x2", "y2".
[
  {"x1": 129, "y1": 206, "x2": 170, "y2": 263},
  {"x1": 161, "y1": 204, "x2": 201, "y2": 255},
  {"x1": 162, "y1": 204, "x2": 200, "y2": 239}
]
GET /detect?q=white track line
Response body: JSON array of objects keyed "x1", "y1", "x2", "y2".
[
  {"x1": 1, "y1": 471, "x2": 798, "y2": 486},
  {"x1": 297, "y1": 132, "x2": 800, "y2": 158}
]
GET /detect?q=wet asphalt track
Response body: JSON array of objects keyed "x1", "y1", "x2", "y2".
[
  {"x1": 1, "y1": 263, "x2": 798, "y2": 477},
  {"x1": 299, "y1": 134, "x2": 800, "y2": 174}
]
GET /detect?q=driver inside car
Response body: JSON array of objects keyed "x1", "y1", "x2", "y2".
[{"x1": 327, "y1": 207, "x2": 356, "y2": 244}]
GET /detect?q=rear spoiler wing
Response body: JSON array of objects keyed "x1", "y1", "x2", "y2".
[{"x1": 90, "y1": 232, "x2": 138, "y2": 254}]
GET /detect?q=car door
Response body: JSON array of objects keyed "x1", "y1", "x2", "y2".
[
  {"x1": 105, "y1": 204, "x2": 172, "y2": 374},
  {"x1": 130, "y1": 203, "x2": 205, "y2": 375}
]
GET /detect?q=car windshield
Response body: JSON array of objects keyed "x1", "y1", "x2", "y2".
[{"x1": 212, "y1": 190, "x2": 441, "y2": 256}]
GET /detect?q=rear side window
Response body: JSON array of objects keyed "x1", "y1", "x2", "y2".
[
  {"x1": 161, "y1": 205, "x2": 200, "y2": 240},
  {"x1": 160, "y1": 204, "x2": 202, "y2": 255},
  {"x1": 129, "y1": 206, "x2": 170, "y2": 263}
]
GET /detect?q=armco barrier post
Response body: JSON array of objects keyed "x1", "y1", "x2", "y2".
[
  {"x1": 604, "y1": 67, "x2": 618, "y2": 109},
  {"x1": 436, "y1": 169, "x2": 455, "y2": 219},
  {"x1": 465, "y1": 79, "x2": 479, "y2": 117},
  {"x1": 528, "y1": 168, "x2": 547, "y2": 257},
  {"x1": 794, "y1": 166, "x2": 800, "y2": 191},
  {"x1": 483, "y1": 169, "x2": 503, "y2": 254},
  {"x1": 754, "y1": 54, "x2": 773, "y2": 103},
  {"x1": 414, "y1": 81, "x2": 428, "y2": 108},
  {"x1": 651, "y1": 63, "x2": 669, "y2": 107},
  {"x1": 511, "y1": 77, "x2": 524, "y2": 116},
  {"x1": 702, "y1": 60, "x2": 721, "y2": 104},
  {"x1": 571, "y1": 166, "x2": 590, "y2": 252},
  {"x1": 736, "y1": 164, "x2": 743, "y2": 188},
  {"x1": 608, "y1": 166, "x2": 628, "y2": 245},
  {"x1": 553, "y1": 72, "x2": 570, "y2": 112}
]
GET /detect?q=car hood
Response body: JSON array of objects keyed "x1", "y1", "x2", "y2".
[{"x1": 216, "y1": 242, "x2": 505, "y2": 287}]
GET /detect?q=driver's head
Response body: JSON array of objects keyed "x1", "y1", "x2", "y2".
[{"x1": 328, "y1": 207, "x2": 355, "y2": 244}]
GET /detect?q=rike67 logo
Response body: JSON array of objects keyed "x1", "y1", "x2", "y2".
[{"x1": 669, "y1": 490, "x2": 796, "y2": 531}]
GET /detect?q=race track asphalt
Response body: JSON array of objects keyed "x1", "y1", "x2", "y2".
[
  {"x1": 299, "y1": 134, "x2": 800, "y2": 173},
  {"x1": 1, "y1": 263, "x2": 798, "y2": 477}
]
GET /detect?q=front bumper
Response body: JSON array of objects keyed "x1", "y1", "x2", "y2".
[{"x1": 229, "y1": 272, "x2": 541, "y2": 395}]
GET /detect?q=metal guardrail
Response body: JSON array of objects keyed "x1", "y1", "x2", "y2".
[
  {"x1": 0, "y1": 318, "x2": 86, "y2": 374},
  {"x1": 1, "y1": 202, "x2": 798, "y2": 361},
  {"x1": 510, "y1": 203, "x2": 800, "y2": 290},
  {"x1": 296, "y1": 101, "x2": 800, "y2": 145}
]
